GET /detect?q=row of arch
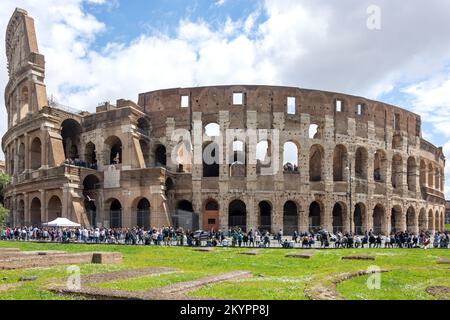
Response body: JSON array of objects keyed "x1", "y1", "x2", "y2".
[
  {"x1": 16, "y1": 192, "x2": 445, "y2": 235},
  {"x1": 206, "y1": 199, "x2": 445, "y2": 235},
  {"x1": 7, "y1": 119, "x2": 443, "y2": 196}
]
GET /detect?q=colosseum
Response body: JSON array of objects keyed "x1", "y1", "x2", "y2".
[{"x1": 1, "y1": 8, "x2": 446, "y2": 235}]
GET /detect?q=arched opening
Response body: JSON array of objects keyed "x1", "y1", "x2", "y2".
[
  {"x1": 18, "y1": 200, "x2": 25, "y2": 226},
  {"x1": 205, "y1": 123, "x2": 220, "y2": 137},
  {"x1": 407, "y1": 157, "x2": 417, "y2": 192},
  {"x1": 436, "y1": 210, "x2": 441, "y2": 232},
  {"x1": 203, "y1": 199, "x2": 219, "y2": 231},
  {"x1": 19, "y1": 86, "x2": 29, "y2": 120},
  {"x1": 391, "y1": 206, "x2": 402, "y2": 233},
  {"x1": 84, "y1": 200, "x2": 96, "y2": 227},
  {"x1": 165, "y1": 178, "x2": 174, "y2": 196},
  {"x1": 203, "y1": 142, "x2": 219, "y2": 177},
  {"x1": 283, "y1": 201, "x2": 298, "y2": 235},
  {"x1": 139, "y1": 140, "x2": 150, "y2": 168},
  {"x1": 355, "y1": 147, "x2": 368, "y2": 180},
  {"x1": 434, "y1": 168, "x2": 440, "y2": 191},
  {"x1": 373, "y1": 204, "x2": 385, "y2": 235},
  {"x1": 155, "y1": 145, "x2": 167, "y2": 167},
  {"x1": 47, "y1": 196, "x2": 62, "y2": 221},
  {"x1": 256, "y1": 140, "x2": 272, "y2": 174},
  {"x1": 61, "y1": 119, "x2": 82, "y2": 160},
  {"x1": 354, "y1": 203, "x2": 365, "y2": 235},
  {"x1": 228, "y1": 200, "x2": 247, "y2": 232},
  {"x1": 420, "y1": 160, "x2": 426, "y2": 187},
  {"x1": 406, "y1": 207, "x2": 416, "y2": 233},
  {"x1": 174, "y1": 200, "x2": 198, "y2": 231},
  {"x1": 374, "y1": 150, "x2": 387, "y2": 182},
  {"x1": 83, "y1": 174, "x2": 100, "y2": 191},
  {"x1": 332, "y1": 203, "x2": 346, "y2": 233},
  {"x1": 283, "y1": 142, "x2": 299, "y2": 173},
  {"x1": 309, "y1": 201, "x2": 322, "y2": 233},
  {"x1": 419, "y1": 209, "x2": 427, "y2": 232},
  {"x1": 309, "y1": 123, "x2": 321, "y2": 139},
  {"x1": 83, "y1": 175, "x2": 100, "y2": 227},
  {"x1": 30, "y1": 197, "x2": 41, "y2": 226},
  {"x1": 104, "y1": 136, "x2": 122, "y2": 165},
  {"x1": 428, "y1": 164, "x2": 434, "y2": 188},
  {"x1": 10, "y1": 148, "x2": 15, "y2": 175},
  {"x1": 85, "y1": 142, "x2": 97, "y2": 169},
  {"x1": 258, "y1": 201, "x2": 272, "y2": 233},
  {"x1": 309, "y1": 145, "x2": 324, "y2": 182},
  {"x1": 137, "y1": 117, "x2": 150, "y2": 136},
  {"x1": 173, "y1": 139, "x2": 192, "y2": 173},
  {"x1": 391, "y1": 154, "x2": 403, "y2": 190},
  {"x1": 109, "y1": 199, "x2": 122, "y2": 228},
  {"x1": 230, "y1": 140, "x2": 246, "y2": 177},
  {"x1": 392, "y1": 133, "x2": 403, "y2": 149},
  {"x1": 18, "y1": 143, "x2": 25, "y2": 173},
  {"x1": 30, "y1": 137, "x2": 42, "y2": 170},
  {"x1": 136, "y1": 198, "x2": 151, "y2": 229},
  {"x1": 428, "y1": 210, "x2": 434, "y2": 232},
  {"x1": 333, "y1": 145, "x2": 347, "y2": 181}
]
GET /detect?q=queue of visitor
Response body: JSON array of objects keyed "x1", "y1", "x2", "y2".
[{"x1": 1, "y1": 225, "x2": 449, "y2": 249}]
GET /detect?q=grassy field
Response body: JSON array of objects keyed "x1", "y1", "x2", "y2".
[
  {"x1": 446, "y1": 224, "x2": 450, "y2": 231},
  {"x1": 0, "y1": 241, "x2": 449, "y2": 300}
]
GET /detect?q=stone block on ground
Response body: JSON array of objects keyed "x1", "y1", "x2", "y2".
[
  {"x1": 341, "y1": 255, "x2": 375, "y2": 261},
  {"x1": 19, "y1": 276, "x2": 37, "y2": 282},
  {"x1": 285, "y1": 252, "x2": 314, "y2": 259},
  {"x1": 238, "y1": 250, "x2": 260, "y2": 256},
  {"x1": 193, "y1": 248, "x2": 214, "y2": 252},
  {"x1": 91, "y1": 252, "x2": 123, "y2": 264},
  {"x1": 437, "y1": 257, "x2": 450, "y2": 265}
]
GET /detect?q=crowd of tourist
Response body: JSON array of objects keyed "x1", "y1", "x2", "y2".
[
  {"x1": 63, "y1": 158, "x2": 98, "y2": 170},
  {"x1": 1, "y1": 225, "x2": 449, "y2": 249}
]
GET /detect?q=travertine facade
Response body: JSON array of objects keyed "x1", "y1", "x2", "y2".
[{"x1": 2, "y1": 8, "x2": 446, "y2": 234}]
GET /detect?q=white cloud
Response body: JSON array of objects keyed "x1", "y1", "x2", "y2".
[{"x1": 215, "y1": 0, "x2": 226, "y2": 7}]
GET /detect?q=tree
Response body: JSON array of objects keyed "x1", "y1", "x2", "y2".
[{"x1": 0, "y1": 172, "x2": 11, "y2": 229}]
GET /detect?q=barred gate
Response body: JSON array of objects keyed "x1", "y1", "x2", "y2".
[{"x1": 171, "y1": 209, "x2": 199, "y2": 231}]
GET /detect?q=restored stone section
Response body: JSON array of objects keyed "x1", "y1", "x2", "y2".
[
  {"x1": 0, "y1": 251, "x2": 123, "y2": 270},
  {"x1": 1, "y1": 8, "x2": 446, "y2": 235},
  {"x1": 341, "y1": 255, "x2": 376, "y2": 261}
]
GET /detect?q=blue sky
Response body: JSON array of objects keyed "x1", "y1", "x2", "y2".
[
  {"x1": 83, "y1": 0, "x2": 265, "y2": 47},
  {"x1": 1, "y1": 0, "x2": 450, "y2": 194}
]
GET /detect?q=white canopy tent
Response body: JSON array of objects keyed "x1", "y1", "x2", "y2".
[{"x1": 42, "y1": 218, "x2": 81, "y2": 228}]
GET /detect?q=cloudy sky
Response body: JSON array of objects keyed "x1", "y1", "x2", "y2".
[{"x1": 1, "y1": 0, "x2": 450, "y2": 195}]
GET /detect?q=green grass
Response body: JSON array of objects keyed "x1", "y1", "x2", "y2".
[
  {"x1": 1, "y1": 241, "x2": 449, "y2": 300},
  {"x1": 446, "y1": 224, "x2": 450, "y2": 232},
  {"x1": 337, "y1": 269, "x2": 450, "y2": 300}
]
